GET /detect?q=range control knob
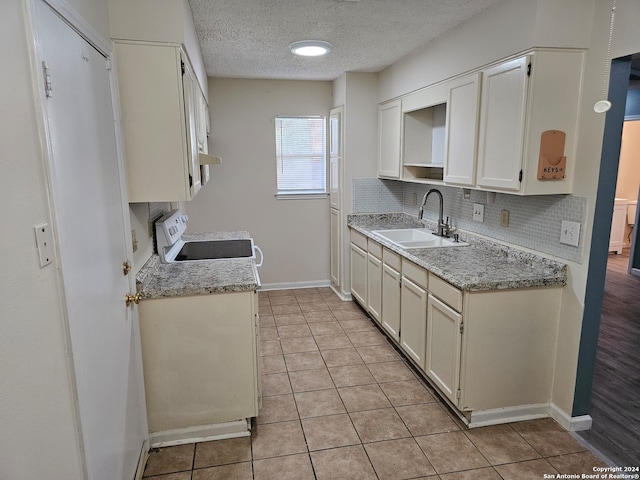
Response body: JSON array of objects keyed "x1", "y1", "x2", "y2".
[
  {"x1": 180, "y1": 215, "x2": 189, "y2": 223},
  {"x1": 169, "y1": 226, "x2": 178, "y2": 235}
]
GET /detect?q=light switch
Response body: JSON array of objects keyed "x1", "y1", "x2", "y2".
[{"x1": 560, "y1": 220, "x2": 581, "y2": 246}]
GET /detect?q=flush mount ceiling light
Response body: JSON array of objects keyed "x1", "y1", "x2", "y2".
[{"x1": 290, "y1": 40, "x2": 332, "y2": 57}]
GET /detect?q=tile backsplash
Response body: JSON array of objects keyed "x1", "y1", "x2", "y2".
[{"x1": 352, "y1": 178, "x2": 586, "y2": 263}]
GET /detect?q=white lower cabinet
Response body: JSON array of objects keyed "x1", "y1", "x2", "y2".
[
  {"x1": 400, "y1": 275, "x2": 428, "y2": 368},
  {"x1": 367, "y1": 248, "x2": 383, "y2": 323},
  {"x1": 426, "y1": 294, "x2": 462, "y2": 405},
  {"x1": 381, "y1": 262, "x2": 401, "y2": 341},
  {"x1": 349, "y1": 232, "x2": 368, "y2": 306}
]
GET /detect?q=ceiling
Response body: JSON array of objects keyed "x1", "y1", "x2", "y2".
[{"x1": 188, "y1": 0, "x2": 501, "y2": 81}]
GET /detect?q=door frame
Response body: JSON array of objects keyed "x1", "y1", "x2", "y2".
[{"x1": 26, "y1": 0, "x2": 149, "y2": 476}]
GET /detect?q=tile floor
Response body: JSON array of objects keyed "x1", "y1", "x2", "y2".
[{"x1": 142, "y1": 287, "x2": 608, "y2": 480}]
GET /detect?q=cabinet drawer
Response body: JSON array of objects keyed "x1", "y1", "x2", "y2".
[
  {"x1": 368, "y1": 239, "x2": 383, "y2": 259},
  {"x1": 350, "y1": 229, "x2": 368, "y2": 251},
  {"x1": 401, "y1": 259, "x2": 428, "y2": 289},
  {"x1": 429, "y1": 274, "x2": 463, "y2": 312},
  {"x1": 383, "y1": 248, "x2": 401, "y2": 271}
]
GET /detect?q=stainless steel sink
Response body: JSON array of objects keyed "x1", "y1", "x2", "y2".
[{"x1": 372, "y1": 228, "x2": 468, "y2": 249}]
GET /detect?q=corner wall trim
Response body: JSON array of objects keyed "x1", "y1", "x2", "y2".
[{"x1": 549, "y1": 403, "x2": 592, "y2": 431}]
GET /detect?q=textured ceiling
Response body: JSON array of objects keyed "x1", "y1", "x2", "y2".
[{"x1": 188, "y1": 0, "x2": 501, "y2": 81}]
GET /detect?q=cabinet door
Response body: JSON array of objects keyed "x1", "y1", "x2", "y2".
[
  {"x1": 378, "y1": 99, "x2": 402, "y2": 179},
  {"x1": 367, "y1": 253, "x2": 382, "y2": 323},
  {"x1": 476, "y1": 56, "x2": 529, "y2": 191},
  {"x1": 181, "y1": 58, "x2": 202, "y2": 198},
  {"x1": 426, "y1": 294, "x2": 462, "y2": 405},
  {"x1": 381, "y1": 263, "x2": 401, "y2": 342},
  {"x1": 444, "y1": 73, "x2": 481, "y2": 186},
  {"x1": 400, "y1": 276, "x2": 428, "y2": 368},
  {"x1": 330, "y1": 208, "x2": 341, "y2": 288},
  {"x1": 350, "y1": 243, "x2": 367, "y2": 307}
]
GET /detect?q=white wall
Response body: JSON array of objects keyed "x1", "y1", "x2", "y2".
[
  {"x1": 0, "y1": 0, "x2": 103, "y2": 478},
  {"x1": 185, "y1": 78, "x2": 333, "y2": 287}
]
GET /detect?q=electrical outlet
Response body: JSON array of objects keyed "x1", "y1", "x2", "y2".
[
  {"x1": 500, "y1": 209, "x2": 510, "y2": 227},
  {"x1": 560, "y1": 220, "x2": 581, "y2": 246},
  {"x1": 473, "y1": 203, "x2": 484, "y2": 222}
]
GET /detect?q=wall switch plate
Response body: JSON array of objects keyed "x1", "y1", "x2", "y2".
[
  {"x1": 500, "y1": 209, "x2": 510, "y2": 227},
  {"x1": 560, "y1": 220, "x2": 581, "y2": 246},
  {"x1": 473, "y1": 203, "x2": 484, "y2": 222},
  {"x1": 34, "y1": 223, "x2": 54, "y2": 268}
]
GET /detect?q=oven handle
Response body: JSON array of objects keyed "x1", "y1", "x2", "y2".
[{"x1": 254, "y1": 245, "x2": 264, "y2": 268}]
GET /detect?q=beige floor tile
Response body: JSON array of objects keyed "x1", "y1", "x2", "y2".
[
  {"x1": 143, "y1": 444, "x2": 194, "y2": 477},
  {"x1": 267, "y1": 289, "x2": 295, "y2": 297},
  {"x1": 494, "y1": 458, "x2": 558, "y2": 480},
  {"x1": 364, "y1": 438, "x2": 436, "y2": 480},
  {"x1": 253, "y1": 453, "x2": 315, "y2": 480},
  {"x1": 346, "y1": 329, "x2": 389, "y2": 346},
  {"x1": 396, "y1": 403, "x2": 459, "y2": 436},
  {"x1": 356, "y1": 344, "x2": 401, "y2": 363},
  {"x1": 191, "y1": 461, "x2": 253, "y2": 480},
  {"x1": 259, "y1": 306, "x2": 273, "y2": 316},
  {"x1": 338, "y1": 384, "x2": 392, "y2": 412},
  {"x1": 261, "y1": 372, "x2": 292, "y2": 396},
  {"x1": 260, "y1": 327, "x2": 279, "y2": 341},
  {"x1": 303, "y1": 311, "x2": 337, "y2": 323},
  {"x1": 333, "y1": 309, "x2": 369, "y2": 321},
  {"x1": 320, "y1": 347, "x2": 364, "y2": 367},
  {"x1": 338, "y1": 319, "x2": 378, "y2": 333},
  {"x1": 546, "y1": 451, "x2": 609, "y2": 474},
  {"x1": 143, "y1": 473, "x2": 191, "y2": 480},
  {"x1": 259, "y1": 339, "x2": 282, "y2": 357},
  {"x1": 295, "y1": 294, "x2": 325, "y2": 304},
  {"x1": 268, "y1": 295, "x2": 299, "y2": 306},
  {"x1": 439, "y1": 467, "x2": 502, "y2": 480},
  {"x1": 299, "y1": 302, "x2": 331, "y2": 313},
  {"x1": 277, "y1": 323, "x2": 312, "y2": 338},
  {"x1": 314, "y1": 333, "x2": 354, "y2": 350},
  {"x1": 280, "y1": 336, "x2": 318, "y2": 354},
  {"x1": 308, "y1": 321, "x2": 344, "y2": 336},
  {"x1": 379, "y1": 379, "x2": 436, "y2": 406},
  {"x1": 366, "y1": 360, "x2": 415, "y2": 383},
  {"x1": 260, "y1": 355, "x2": 287, "y2": 374},
  {"x1": 259, "y1": 315, "x2": 275, "y2": 328},
  {"x1": 288, "y1": 367, "x2": 335, "y2": 392},
  {"x1": 510, "y1": 418, "x2": 587, "y2": 457},
  {"x1": 301, "y1": 413, "x2": 361, "y2": 451},
  {"x1": 284, "y1": 351, "x2": 326, "y2": 371},
  {"x1": 326, "y1": 299, "x2": 362, "y2": 311},
  {"x1": 295, "y1": 388, "x2": 347, "y2": 418},
  {"x1": 310, "y1": 445, "x2": 378, "y2": 480},
  {"x1": 251, "y1": 421, "x2": 308, "y2": 459},
  {"x1": 416, "y1": 431, "x2": 490, "y2": 474},
  {"x1": 256, "y1": 394, "x2": 299, "y2": 424},
  {"x1": 194, "y1": 437, "x2": 251, "y2": 469},
  {"x1": 273, "y1": 313, "x2": 307, "y2": 326},
  {"x1": 328, "y1": 364, "x2": 376, "y2": 387},
  {"x1": 465, "y1": 424, "x2": 541, "y2": 465},
  {"x1": 271, "y1": 304, "x2": 303, "y2": 316},
  {"x1": 350, "y1": 407, "x2": 411, "y2": 443}
]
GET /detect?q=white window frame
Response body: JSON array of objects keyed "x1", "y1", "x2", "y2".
[{"x1": 275, "y1": 115, "x2": 328, "y2": 199}]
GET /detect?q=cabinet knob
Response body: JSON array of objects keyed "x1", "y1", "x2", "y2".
[
  {"x1": 125, "y1": 292, "x2": 141, "y2": 307},
  {"x1": 122, "y1": 261, "x2": 132, "y2": 276}
]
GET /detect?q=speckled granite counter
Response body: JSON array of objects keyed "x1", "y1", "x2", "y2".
[
  {"x1": 348, "y1": 214, "x2": 566, "y2": 291},
  {"x1": 136, "y1": 231, "x2": 259, "y2": 298}
]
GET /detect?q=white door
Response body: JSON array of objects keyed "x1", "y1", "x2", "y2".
[{"x1": 33, "y1": 2, "x2": 146, "y2": 479}]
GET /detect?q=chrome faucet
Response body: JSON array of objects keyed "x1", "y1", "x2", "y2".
[{"x1": 418, "y1": 188, "x2": 449, "y2": 237}]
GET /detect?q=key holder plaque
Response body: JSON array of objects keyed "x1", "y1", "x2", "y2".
[{"x1": 537, "y1": 130, "x2": 566, "y2": 180}]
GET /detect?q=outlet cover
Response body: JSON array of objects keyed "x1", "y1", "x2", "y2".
[
  {"x1": 560, "y1": 220, "x2": 581, "y2": 246},
  {"x1": 473, "y1": 203, "x2": 484, "y2": 222},
  {"x1": 34, "y1": 223, "x2": 54, "y2": 267},
  {"x1": 500, "y1": 209, "x2": 510, "y2": 227}
]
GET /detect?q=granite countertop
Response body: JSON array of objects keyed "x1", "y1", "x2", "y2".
[
  {"x1": 348, "y1": 213, "x2": 567, "y2": 292},
  {"x1": 136, "y1": 231, "x2": 259, "y2": 299}
]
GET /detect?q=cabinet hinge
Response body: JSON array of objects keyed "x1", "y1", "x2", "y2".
[
  {"x1": 519, "y1": 169, "x2": 523, "y2": 182},
  {"x1": 459, "y1": 322, "x2": 464, "y2": 334},
  {"x1": 181, "y1": 61, "x2": 185, "y2": 76},
  {"x1": 42, "y1": 61, "x2": 53, "y2": 98},
  {"x1": 189, "y1": 174, "x2": 193, "y2": 187},
  {"x1": 456, "y1": 389, "x2": 461, "y2": 400},
  {"x1": 527, "y1": 62, "x2": 532, "y2": 77},
  {"x1": 105, "y1": 58, "x2": 112, "y2": 71}
]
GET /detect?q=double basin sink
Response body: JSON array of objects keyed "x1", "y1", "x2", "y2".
[{"x1": 372, "y1": 228, "x2": 468, "y2": 250}]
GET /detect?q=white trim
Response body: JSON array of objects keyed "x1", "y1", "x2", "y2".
[
  {"x1": 42, "y1": 0, "x2": 112, "y2": 55},
  {"x1": 149, "y1": 420, "x2": 251, "y2": 448},
  {"x1": 330, "y1": 284, "x2": 352, "y2": 301},
  {"x1": 548, "y1": 403, "x2": 593, "y2": 431},
  {"x1": 134, "y1": 440, "x2": 150, "y2": 480},
  {"x1": 466, "y1": 404, "x2": 550, "y2": 428},
  {"x1": 275, "y1": 193, "x2": 329, "y2": 200},
  {"x1": 260, "y1": 279, "x2": 331, "y2": 291}
]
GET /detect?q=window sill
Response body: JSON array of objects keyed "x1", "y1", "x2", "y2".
[{"x1": 275, "y1": 193, "x2": 329, "y2": 200}]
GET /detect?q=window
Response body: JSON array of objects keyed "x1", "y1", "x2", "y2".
[{"x1": 275, "y1": 115, "x2": 327, "y2": 197}]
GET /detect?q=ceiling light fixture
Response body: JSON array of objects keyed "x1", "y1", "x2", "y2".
[{"x1": 290, "y1": 40, "x2": 332, "y2": 57}]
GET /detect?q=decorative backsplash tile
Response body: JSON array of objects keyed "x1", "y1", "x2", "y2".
[{"x1": 353, "y1": 178, "x2": 587, "y2": 263}]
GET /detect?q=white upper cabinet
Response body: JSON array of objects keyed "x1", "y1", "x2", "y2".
[
  {"x1": 443, "y1": 73, "x2": 481, "y2": 187},
  {"x1": 114, "y1": 42, "x2": 201, "y2": 202},
  {"x1": 377, "y1": 99, "x2": 402, "y2": 179},
  {"x1": 476, "y1": 50, "x2": 584, "y2": 195}
]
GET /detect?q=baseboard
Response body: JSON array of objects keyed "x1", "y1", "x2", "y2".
[
  {"x1": 549, "y1": 403, "x2": 593, "y2": 431},
  {"x1": 467, "y1": 403, "x2": 550, "y2": 428},
  {"x1": 149, "y1": 420, "x2": 251, "y2": 448},
  {"x1": 330, "y1": 284, "x2": 352, "y2": 301},
  {"x1": 134, "y1": 439, "x2": 150, "y2": 480},
  {"x1": 260, "y1": 279, "x2": 331, "y2": 291}
]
